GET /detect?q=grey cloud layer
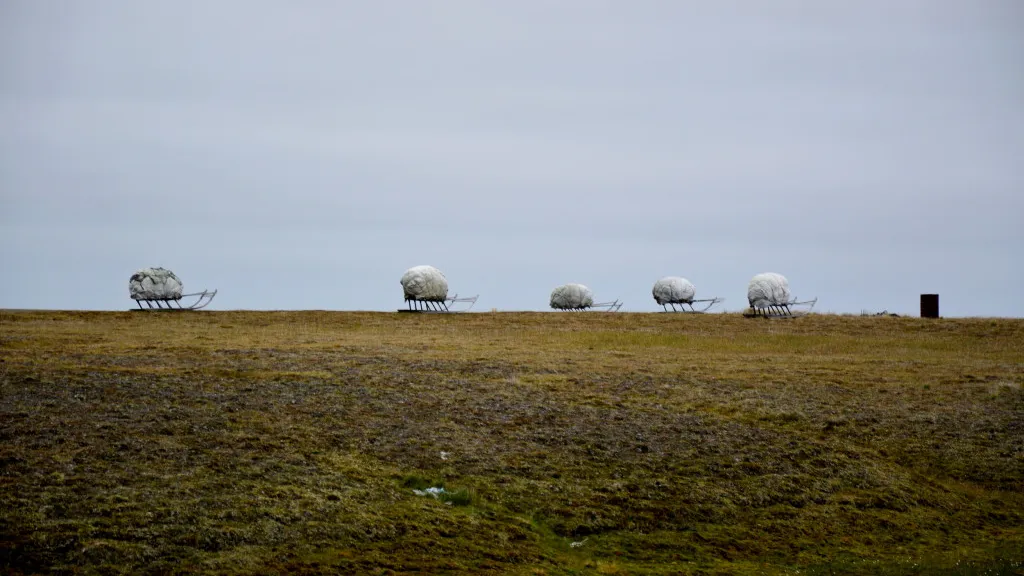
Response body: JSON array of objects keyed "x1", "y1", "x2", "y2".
[{"x1": 2, "y1": 1, "x2": 1021, "y2": 315}]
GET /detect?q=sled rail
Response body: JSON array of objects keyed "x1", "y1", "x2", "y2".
[
  {"x1": 132, "y1": 289, "x2": 217, "y2": 311},
  {"x1": 556, "y1": 299, "x2": 623, "y2": 312},
  {"x1": 743, "y1": 297, "x2": 817, "y2": 319},
  {"x1": 660, "y1": 297, "x2": 724, "y2": 313},
  {"x1": 400, "y1": 293, "x2": 479, "y2": 313}
]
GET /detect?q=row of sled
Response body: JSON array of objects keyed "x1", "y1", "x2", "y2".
[
  {"x1": 398, "y1": 265, "x2": 816, "y2": 318},
  {"x1": 128, "y1": 266, "x2": 816, "y2": 319}
]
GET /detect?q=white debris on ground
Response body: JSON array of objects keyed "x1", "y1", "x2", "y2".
[
  {"x1": 439, "y1": 451, "x2": 450, "y2": 461},
  {"x1": 412, "y1": 486, "x2": 447, "y2": 498},
  {"x1": 570, "y1": 538, "x2": 589, "y2": 548},
  {"x1": 129, "y1": 267, "x2": 184, "y2": 300}
]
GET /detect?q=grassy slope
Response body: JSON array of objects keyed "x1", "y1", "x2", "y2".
[{"x1": 0, "y1": 311, "x2": 1022, "y2": 575}]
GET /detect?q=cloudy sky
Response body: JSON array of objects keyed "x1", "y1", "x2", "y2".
[{"x1": 1, "y1": 1, "x2": 1021, "y2": 315}]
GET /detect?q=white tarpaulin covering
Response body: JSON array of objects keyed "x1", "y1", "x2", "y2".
[
  {"x1": 401, "y1": 265, "x2": 449, "y2": 301},
  {"x1": 652, "y1": 276, "x2": 696, "y2": 304},
  {"x1": 129, "y1": 267, "x2": 184, "y2": 300},
  {"x1": 747, "y1": 273, "x2": 792, "y2": 308},
  {"x1": 550, "y1": 283, "x2": 594, "y2": 309}
]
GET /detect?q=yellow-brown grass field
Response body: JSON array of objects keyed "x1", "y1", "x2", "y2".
[{"x1": 1, "y1": 311, "x2": 1022, "y2": 575}]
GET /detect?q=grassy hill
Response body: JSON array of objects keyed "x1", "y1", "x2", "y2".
[{"x1": 1, "y1": 311, "x2": 1022, "y2": 575}]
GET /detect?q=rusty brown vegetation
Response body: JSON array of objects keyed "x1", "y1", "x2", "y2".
[{"x1": 1, "y1": 310, "x2": 1022, "y2": 574}]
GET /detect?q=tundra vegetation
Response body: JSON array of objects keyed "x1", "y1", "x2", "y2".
[{"x1": 1, "y1": 310, "x2": 1022, "y2": 575}]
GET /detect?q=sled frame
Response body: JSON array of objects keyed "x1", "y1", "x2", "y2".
[
  {"x1": 400, "y1": 293, "x2": 479, "y2": 313},
  {"x1": 556, "y1": 299, "x2": 623, "y2": 312},
  {"x1": 133, "y1": 289, "x2": 218, "y2": 311},
  {"x1": 744, "y1": 297, "x2": 818, "y2": 319},
  {"x1": 660, "y1": 297, "x2": 724, "y2": 313}
]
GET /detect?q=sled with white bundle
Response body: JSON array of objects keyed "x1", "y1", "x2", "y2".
[
  {"x1": 550, "y1": 283, "x2": 623, "y2": 312},
  {"x1": 742, "y1": 272, "x2": 816, "y2": 318},
  {"x1": 652, "y1": 276, "x2": 724, "y2": 313},
  {"x1": 398, "y1": 265, "x2": 478, "y2": 313},
  {"x1": 129, "y1": 267, "x2": 218, "y2": 311}
]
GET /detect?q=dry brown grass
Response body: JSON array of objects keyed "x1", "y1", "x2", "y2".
[{"x1": 1, "y1": 310, "x2": 1022, "y2": 575}]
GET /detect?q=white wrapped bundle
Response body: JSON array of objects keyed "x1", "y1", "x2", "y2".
[
  {"x1": 550, "y1": 283, "x2": 594, "y2": 309},
  {"x1": 747, "y1": 273, "x2": 792, "y2": 308},
  {"x1": 400, "y1": 265, "x2": 449, "y2": 301},
  {"x1": 129, "y1": 267, "x2": 184, "y2": 300},
  {"x1": 652, "y1": 276, "x2": 696, "y2": 304}
]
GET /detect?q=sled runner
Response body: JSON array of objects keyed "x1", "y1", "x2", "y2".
[
  {"x1": 400, "y1": 293, "x2": 478, "y2": 313},
  {"x1": 133, "y1": 289, "x2": 218, "y2": 311},
  {"x1": 743, "y1": 297, "x2": 817, "y2": 319},
  {"x1": 557, "y1": 299, "x2": 623, "y2": 312},
  {"x1": 660, "y1": 297, "x2": 724, "y2": 313}
]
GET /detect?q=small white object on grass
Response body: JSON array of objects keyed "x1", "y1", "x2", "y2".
[{"x1": 413, "y1": 486, "x2": 447, "y2": 498}]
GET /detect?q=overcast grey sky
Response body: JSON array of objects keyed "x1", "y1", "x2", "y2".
[{"x1": 1, "y1": 1, "x2": 1021, "y2": 316}]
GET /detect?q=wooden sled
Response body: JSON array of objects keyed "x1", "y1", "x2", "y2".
[
  {"x1": 743, "y1": 297, "x2": 817, "y2": 319},
  {"x1": 660, "y1": 297, "x2": 724, "y2": 313},
  {"x1": 131, "y1": 289, "x2": 218, "y2": 311},
  {"x1": 399, "y1": 293, "x2": 478, "y2": 313}
]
